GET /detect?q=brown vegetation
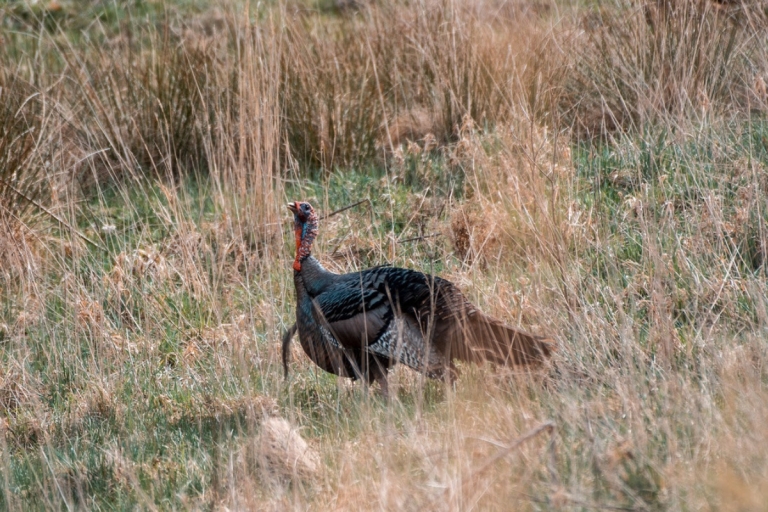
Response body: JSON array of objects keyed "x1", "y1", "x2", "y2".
[{"x1": 0, "y1": 0, "x2": 767, "y2": 509}]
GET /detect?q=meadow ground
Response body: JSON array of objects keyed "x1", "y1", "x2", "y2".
[{"x1": 1, "y1": 0, "x2": 768, "y2": 509}]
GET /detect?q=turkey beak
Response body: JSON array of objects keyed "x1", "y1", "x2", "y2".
[{"x1": 287, "y1": 202, "x2": 299, "y2": 215}]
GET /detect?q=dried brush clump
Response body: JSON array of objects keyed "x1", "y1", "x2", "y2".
[
  {"x1": 449, "y1": 202, "x2": 502, "y2": 266},
  {"x1": 0, "y1": 71, "x2": 60, "y2": 284},
  {"x1": 281, "y1": 0, "x2": 564, "y2": 168},
  {"x1": 387, "y1": 107, "x2": 440, "y2": 150},
  {"x1": 256, "y1": 416, "x2": 321, "y2": 482},
  {"x1": 0, "y1": 361, "x2": 38, "y2": 417},
  {"x1": 446, "y1": 116, "x2": 575, "y2": 269},
  {"x1": 62, "y1": 14, "x2": 283, "y2": 245},
  {"x1": 0, "y1": 359, "x2": 50, "y2": 449},
  {"x1": 0, "y1": 216, "x2": 44, "y2": 285},
  {"x1": 65, "y1": 379, "x2": 121, "y2": 433},
  {"x1": 564, "y1": 0, "x2": 768, "y2": 137},
  {"x1": 70, "y1": 30, "x2": 220, "y2": 183},
  {"x1": 0, "y1": 73, "x2": 46, "y2": 218}
]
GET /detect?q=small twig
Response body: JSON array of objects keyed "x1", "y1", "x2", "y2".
[
  {"x1": 0, "y1": 177, "x2": 103, "y2": 250},
  {"x1": 520, "y1": 493, "x2": 640, "y2": 511},
  {"x1": 318, "y1": 198, "x2": 372, "y2": 221},
  {"x1": 562, "y1": 498, "x2": 640, "y2": 511},
  {"x1": 398, "y1": 233, "x2": 442, "y2": 244},
  {"x1": 467, "y1": 421, "x2": 555, "y2": 483},
  {"x1": 438, "y1": 421, "x2": 556, "y2": 506}
]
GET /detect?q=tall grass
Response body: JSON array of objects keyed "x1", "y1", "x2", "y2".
[
  {"x1": 565, "y1": 0, "x2": 768, "y2": 137},
  {"x1": 280, "y1": 0, "x2": 565, "y2": 168},
  {"x1": 0, "y1": 69, "x2": 66, "y2": 285},
  {"x1": 1, "y1": 0, "x2": 767, "y2": 509}
]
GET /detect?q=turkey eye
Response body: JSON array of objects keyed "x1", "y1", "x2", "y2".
[{"x1": 302, "y1": 205, "x2": 309, "y2": 211}]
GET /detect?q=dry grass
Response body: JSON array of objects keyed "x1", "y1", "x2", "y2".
[
  {"x1": 563, "y1": 0, "x2": 768, "y2": 137},
  {"x1": 1, "y1": 0, "x2": 767, "y2": 509},
  {"x1": 280, "y1": 0, "x2": 565, "y2": 167}
]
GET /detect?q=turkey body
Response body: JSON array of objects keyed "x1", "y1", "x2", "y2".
[
  {"x1": 286, "y1": 200, "x2": 554, "y2": 392},
  {"x1": 293, "y1": 255, "x2": 553, "y2": 383},
  {"x1": 292, "y1": 262, "x2": 393, "y2": 386}
]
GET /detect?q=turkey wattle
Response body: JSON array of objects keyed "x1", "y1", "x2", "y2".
[{"x1": 286, "y1": 201, "x2": 554, "y2": 393}]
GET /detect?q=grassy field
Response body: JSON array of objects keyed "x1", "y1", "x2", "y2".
[{"x1": 1, "y1": 0, "x2": 768, "y2": 509}]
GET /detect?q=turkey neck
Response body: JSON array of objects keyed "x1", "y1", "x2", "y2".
[
  {"x1": 295, "y1": 256, "x2": 337, "y2": 296},
  {"x1": 293, "y1": 261, "x2": 345, "y2": 376},
  {"x1": 292, "y1": 271, "x2": 315, "y2": 339},
  {"x1": 293, "y1": 209, "x2": 318, "y2": 271}
]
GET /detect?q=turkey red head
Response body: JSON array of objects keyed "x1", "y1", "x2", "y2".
[{"x1": 287, "y1": 201, "x2": 319, "y2": 272}]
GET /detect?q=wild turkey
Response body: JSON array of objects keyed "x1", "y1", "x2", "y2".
[{"x1": 286, "y1": 201, "x2": 555, "y2": 394}]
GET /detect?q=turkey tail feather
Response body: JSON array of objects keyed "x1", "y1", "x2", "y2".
[
  {"x1": 281, "y1": 323, "x2": 298, "y2": 379},
  {"x1": 460, "y1": 313, "x2": 555, "y2": 366}
]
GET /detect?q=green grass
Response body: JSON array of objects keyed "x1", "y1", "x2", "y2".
[
  {"x1": 0, "y1": 167, "x2": 464, "y2": 508},
  {"x1": 2, "y1": 0, "x2": 768, "y2": 509},
  {"x1": 2, "y1": 119, "x2": 767, "y2": 508}
]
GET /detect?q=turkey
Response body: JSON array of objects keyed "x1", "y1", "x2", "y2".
[{"x1": 286, "y1": 201, "x2": 555, "y2": 394}]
